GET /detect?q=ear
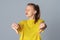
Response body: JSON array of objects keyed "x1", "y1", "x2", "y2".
[{"x1": 34, "y1": 11, "x2": 37, "y2": 14}]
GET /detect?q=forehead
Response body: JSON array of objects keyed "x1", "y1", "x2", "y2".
[{"x1": 26, "y1": 5, "x2": 34, "y2": 9}]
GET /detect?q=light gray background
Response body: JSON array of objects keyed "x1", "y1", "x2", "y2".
[{"x1": 0, "y1": 0, "x2": 60, "y2": 40}]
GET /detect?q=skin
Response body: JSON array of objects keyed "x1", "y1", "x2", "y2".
[
  {"x1": 11, "y1": 5, "x2": 47, "y2": 34},
  {"x1": 25, "y1": 5, "x2": 36, "y2": 19}
]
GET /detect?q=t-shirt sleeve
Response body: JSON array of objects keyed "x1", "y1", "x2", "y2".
[
  {"x1": 39, "y1": 19, "x2": 45, "y2": 23},
  {"x1": 17, "y1": 20, "x2": 24, "y2": 34}
]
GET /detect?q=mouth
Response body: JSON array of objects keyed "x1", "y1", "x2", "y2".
[{"x1": 26, "y1": 13, "x2": 28, "y2": 15}]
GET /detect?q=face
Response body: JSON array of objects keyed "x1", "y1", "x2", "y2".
[{"x1": 25, "y1": 5, "x2": 36, "y2": 18}]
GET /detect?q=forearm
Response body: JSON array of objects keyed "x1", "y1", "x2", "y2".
[
  {"x1": 39, "y1": 29, "x2": 44, "y2": 33},
  {"x1": 16, "y1": 24, "x2": 22, "y2": 34}
]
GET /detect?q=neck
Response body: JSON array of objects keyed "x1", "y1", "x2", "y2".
[{"x1": 28, "y1": 15, "x2": 35, "y2": 20}]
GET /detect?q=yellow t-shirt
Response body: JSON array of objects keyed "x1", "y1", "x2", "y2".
[{"x1": 17, "y1": 19, "x2": 45, "y2": 40}]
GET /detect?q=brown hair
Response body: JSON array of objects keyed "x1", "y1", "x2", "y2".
[{"x1": 27, "y1": 3, "x2": 40, "y2": 24}]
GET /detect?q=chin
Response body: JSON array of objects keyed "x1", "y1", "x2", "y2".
[{"x1": 26, "y1": 15, "x2": 31, "y2": 18}]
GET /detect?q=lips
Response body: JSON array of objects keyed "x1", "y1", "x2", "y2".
[{"x1": 26, "y1": 13, "x2": 28, "y2": 15}]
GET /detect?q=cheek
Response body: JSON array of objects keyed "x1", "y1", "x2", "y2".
[
  {"x1": 25, "y1": 10, "x2": 32, "y2": 15},
  {"x1": 28, "y1": 11, "x2": 33, "y2": 16}
]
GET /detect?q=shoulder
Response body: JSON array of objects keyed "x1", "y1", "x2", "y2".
[
  {"x1": 18, "y1": 20, "x2": 27, "y2": 24},
  {"x1": 38, "y1": 18, "x2": 45, "y2": 23}
]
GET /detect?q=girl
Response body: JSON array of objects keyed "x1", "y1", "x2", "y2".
[{"x1": 11, "y1": 3, "x2": 47, "y2": 40}]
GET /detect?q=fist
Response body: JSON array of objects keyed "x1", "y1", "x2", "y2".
[
  {"x1": 39, "y1": 23, "x2": 45, "y2": 29},
  {"x1": 11, "y1": 23, "x2": 19, "y2": 30}
]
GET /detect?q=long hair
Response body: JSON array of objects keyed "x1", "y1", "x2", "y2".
[{"x1": 27, "y1": 3, "x2": 40, "y2": 24}]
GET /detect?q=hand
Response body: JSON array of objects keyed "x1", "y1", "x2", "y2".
[
  {"x1": 40, "y1": 23, "x2": 45, "y2": 29},
  {"x1": 11, "y1": 23, "x2": 19, "y2": 30}
]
